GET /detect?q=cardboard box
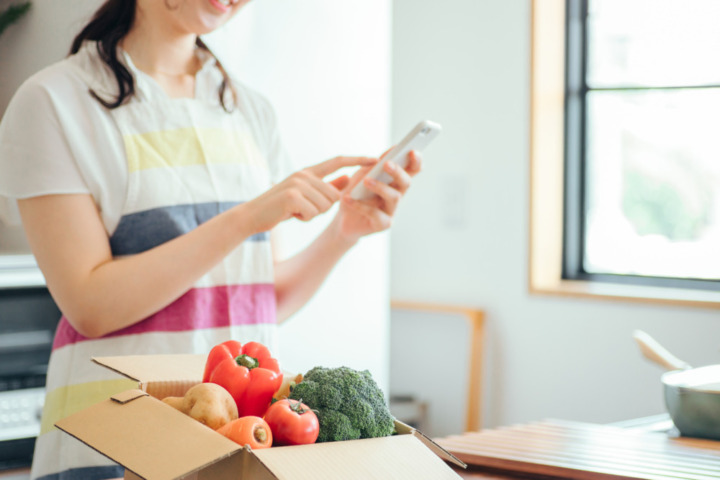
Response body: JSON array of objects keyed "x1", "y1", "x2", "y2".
[{"x1": 55, "y1": 355, "x2": 466, "y2": 480}]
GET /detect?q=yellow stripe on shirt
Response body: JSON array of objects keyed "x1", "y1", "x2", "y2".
[
  {"x1": 124, "y1": 127, "x2": 265, "y2": 172},
  {"x1": 40, "y1": 378, "x2": 138, "y2": 435}
]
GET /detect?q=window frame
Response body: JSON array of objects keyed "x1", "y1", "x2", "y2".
[
  {"x1": 562, "y1": 0, "x2": 720, "y2": 292},
  {"x1": 528, "y1": 0, "x2": 720, "y2": 308}
]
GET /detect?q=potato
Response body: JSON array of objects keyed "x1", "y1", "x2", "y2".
[
  {"x1": 162, "y1": 383, "x2": 238, "y2": 430},
  {"x1": 161, "y1": 396, "x2": 185, "y2": 411}
]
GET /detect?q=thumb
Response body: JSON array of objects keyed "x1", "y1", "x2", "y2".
[{"x1": 329, "y1": 175, "x2": 350, "y2": 191}]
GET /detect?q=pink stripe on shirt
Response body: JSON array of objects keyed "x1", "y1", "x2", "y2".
[{"x1": 52, "y1": 283, "x2": 276, "y2": 351}]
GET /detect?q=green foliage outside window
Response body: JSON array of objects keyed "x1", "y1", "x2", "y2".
[{"x1": 622, "y1": 168, "x2": 712, "y2": 242}]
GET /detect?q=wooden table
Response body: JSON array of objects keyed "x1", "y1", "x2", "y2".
[
  {"x1": 437, "y1": 418, "x2": 720, "y2": 480},
  {"x1": 454, "y1": 465, "x2": 561, "y2": 479},
  {"x1": 448, "y1": 414, "x2": 679, "y2": 479}
]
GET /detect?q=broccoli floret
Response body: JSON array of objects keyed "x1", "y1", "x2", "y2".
[
  {"x1": 288, "y1": 366, "x2": 396, "y2": 442},
  {"x1": 315, "y1": 409, "x2": 361, "y2": 442}
]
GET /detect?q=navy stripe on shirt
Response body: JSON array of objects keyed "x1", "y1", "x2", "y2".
[{"x1": 109, "y1": 201, "x2": 268, "y2": 255}]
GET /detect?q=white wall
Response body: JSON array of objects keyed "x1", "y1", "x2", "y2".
[
  {"x1": 205, "y1": 0, "x2": 393, "y2": 389},
  {"x1": 0, "y1": 0, "x2": 392, "y2": 390},
  {"x1": 390, "y1": 0, "x2": 720, "y2": 431}
]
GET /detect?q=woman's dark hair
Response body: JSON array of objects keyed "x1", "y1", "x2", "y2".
[{"x1": 69, "y1": 0, "x2": 236, "y2": 112}]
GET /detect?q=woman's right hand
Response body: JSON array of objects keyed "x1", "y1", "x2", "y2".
[{"x1": 243, "y1": 156, "x2": 377, "y2": 234}]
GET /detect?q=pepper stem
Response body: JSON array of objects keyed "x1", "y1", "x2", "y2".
[{"x1": 235, "y1": 354, "x2": 259, "y2": 370}]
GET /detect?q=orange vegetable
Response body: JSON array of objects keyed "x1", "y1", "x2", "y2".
[{"x1": 216, "y1": 416, "x2": 272, "y2": 449}]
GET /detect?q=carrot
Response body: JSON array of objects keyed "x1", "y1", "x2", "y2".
[{"x1": 216, "y1": 416, "x2": 273, "y2": 449}]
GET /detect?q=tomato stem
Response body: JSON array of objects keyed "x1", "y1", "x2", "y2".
[{"x1": 289, "y1": 399, "x2": 309, "y2": 414}]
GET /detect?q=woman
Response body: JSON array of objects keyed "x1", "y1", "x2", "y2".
[{"x1": 0, "y1": 0, "x2": 420, "y2": 479}]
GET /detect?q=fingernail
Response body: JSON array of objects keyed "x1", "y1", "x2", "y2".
[
  {"x1": 344, "y1": 195, "x2": 354, "y2": 204},
  {"x1": 365, "y1": 177, "x2": 377, "y2": 187}
]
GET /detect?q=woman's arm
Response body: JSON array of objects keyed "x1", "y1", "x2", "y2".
[
  {"x1": 19, "y1": 193, "x2": 253, "y2": 338},
  {"x1": 18, "y1": 156, "x2": 373, "y2": 338},
  {"x1": 274, "y1": 151, "x2": 422, "y2": 322},
  {"x1": 273, "y1": 216, "x2": 357, "y2": 323}
]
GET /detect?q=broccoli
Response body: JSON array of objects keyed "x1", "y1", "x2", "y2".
[{"x1": 288, "y1": 366, "x2": 396, "y2": 442}]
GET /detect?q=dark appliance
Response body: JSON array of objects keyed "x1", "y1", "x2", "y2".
[{"x1": 0, "y1": 288, "x2": 60, "y2": 470}]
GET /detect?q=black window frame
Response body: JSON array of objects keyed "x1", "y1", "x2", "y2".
[{"x1": 562, "y1": 0, "x2": 720, "y2": 292}]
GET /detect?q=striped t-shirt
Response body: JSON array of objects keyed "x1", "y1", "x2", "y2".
[{"x1": 0, "y1": 41, "x2": 292, "y2": 480}]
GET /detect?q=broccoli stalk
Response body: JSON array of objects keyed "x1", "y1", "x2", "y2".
[{"x1": 288, "y1": 366, "x2": 396, "y2": 442}]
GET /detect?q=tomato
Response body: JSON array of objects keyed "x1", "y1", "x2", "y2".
[
  {"x1": 216, "y1": 416, "x2": 272, "y2": 449},
  {"x1": 264, "y1": 399, "x2": 319, "y2": 446}
]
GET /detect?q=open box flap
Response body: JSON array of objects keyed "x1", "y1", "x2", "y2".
[
  {"x1": 93, "y1": 354, "x2": 206, "y2": 398},
  {"x1": 252, "y1": 434, "x2": 463, "y2": 480},
  {"x1": 394, "y1": 421, "x2": 466, "y2": 469},
  {"x1": 93, "y1": 354, "x2": 206, "y2": 384},
  {"x1": 55, "y1": 389, "x2": 242, "y2": 480}
]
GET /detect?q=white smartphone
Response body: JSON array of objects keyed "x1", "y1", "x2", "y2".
[{"x1": 350, "y1": 120, "x2": 442, "y2": 201}]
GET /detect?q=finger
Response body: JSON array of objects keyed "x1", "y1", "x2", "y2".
[
  {"x1": 295, "y1": 170, "x2": 342, "y2": 204},
  {"x1": 345, "y1": 164, "x2": 376, "y2": 192},
  {"x1": 307, "y1": 156, "x2": 378, "y2": 178},
  {"x1": 363, "y1": 176, "x2": 401, "y2": 215},
  {"x1": 379, "y1": 145, "x2": 396, "y2": 159},
  {"x1": 382, "y1": 161, "x2": 412, "y2": 194},
  {"x1": 405, "y1": 150, "x2": 423, "y2": 176},
  {"x1": 291, "y1": 195, "x2": 320, "y2": 222},
  {"x1": 329, "y1": 175, "x2": 350, "y2": 191},
  {"x1": 343, "y1": 195, "x2": 392, "y2": 231},
  {"x1": 297, "y1": 181, "x2": 335, "y2": 213}
]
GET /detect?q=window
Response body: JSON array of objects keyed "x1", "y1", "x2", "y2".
[
  {"x1": 530, "y1": 0, "x2": 720, "y2": 307},
  {"x1": 564, "y1": 0, "x2": 720, "y2": 291}
]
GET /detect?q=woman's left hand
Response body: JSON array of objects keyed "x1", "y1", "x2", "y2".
[{"x1": 333, "y1": 150, "x2": 422, "y2": 243}]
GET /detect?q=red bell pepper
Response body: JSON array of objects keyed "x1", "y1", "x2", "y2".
[{"x1": 203, "y1": 340, "x2": 283, "y2": 418}]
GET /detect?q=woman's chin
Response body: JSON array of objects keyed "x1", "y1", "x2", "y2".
[{"x1": 189, "y1": 16, "x2": 231, "y2": 36}]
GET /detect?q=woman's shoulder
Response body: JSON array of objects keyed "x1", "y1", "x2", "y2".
[
  {"x1": 14, "y1": 42, "x2": 115, "y2": 107},
  {"x1": 14, "y1": 58, "x2": 79, "y2": 97},
  {"x1": 5, "y1": 62, "x2": 83, "y2": 122}
]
